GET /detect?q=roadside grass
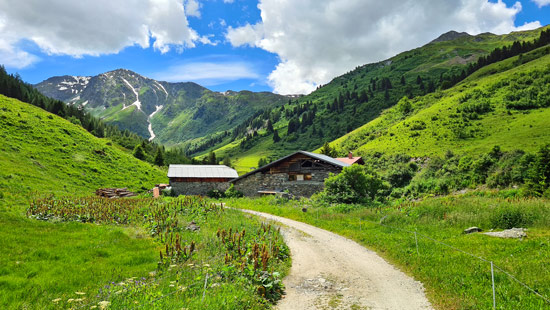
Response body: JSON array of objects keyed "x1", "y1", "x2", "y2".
[
  {"x1": 226, "y1": 195, "x2": 550, "y2": 310},
  {"x1": 3, "y1": 196, "x2": 290, "y2": 310}
]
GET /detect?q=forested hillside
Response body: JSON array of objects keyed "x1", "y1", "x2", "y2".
[{"x1": 203, "y1": 26, "x2": 550, "y2": 173}]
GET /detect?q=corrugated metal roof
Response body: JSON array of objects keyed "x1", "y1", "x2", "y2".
[
  {"x1": 300, "y1": 151, "x2": 351, "y2": 168},
  {"x1": 167, "y1": 165, "x2": 238, "y2": 178},
  {"x1": 231, "y1": 150, "x2": 350, "y2": 183}
]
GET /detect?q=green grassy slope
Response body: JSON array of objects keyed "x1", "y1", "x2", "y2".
[
  {"x1": 0, "y1": 95, "x2": 167, "y2": 308},
  {"x1": 328, "y1": 46, "x2": 550, "y2": 157},
  {"x1": 0, "y1": 94, "x2": 166, "y2": 209},
  {"x1": 205, "y1": 27, "x2": 548, "y2": 172}
]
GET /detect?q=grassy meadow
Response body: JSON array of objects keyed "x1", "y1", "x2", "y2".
[
  {"x1": 0, "y1": 96, "x2": 289, "y2": 309},
  {"x1": 226, "y1": 194, "x2": 550, "y2": 310}
]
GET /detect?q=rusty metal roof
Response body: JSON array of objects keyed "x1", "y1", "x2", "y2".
[
  {"x1": 335, "y1": 157, "x2": 363, "y2": 165},
  {"x1": 167, "y1": 165, "x2": 238, "y2": 179}
]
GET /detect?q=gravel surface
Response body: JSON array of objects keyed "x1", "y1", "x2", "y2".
[{"x1": 242, "y1": 209, "x2": 434, "y2": 310}]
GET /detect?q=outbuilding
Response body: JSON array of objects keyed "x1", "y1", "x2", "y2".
[
  {"x1": 168, "y1": 165, "x2": 238, "y2": 196},
  {"x1": 231, "y1": 151, "x2": 350, "y2": 197}
]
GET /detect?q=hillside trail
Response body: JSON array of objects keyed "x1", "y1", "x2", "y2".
[{"x1": 241, "y1": 209, "x2": 434, "y2": 310}]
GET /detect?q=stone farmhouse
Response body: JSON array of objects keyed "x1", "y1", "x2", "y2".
[
  {"x1": 168, "y1": 165, "x2": 238, "y2": 196},
  {"x1": 231, "y1": 151, "x2": 354, "y2": 197}
]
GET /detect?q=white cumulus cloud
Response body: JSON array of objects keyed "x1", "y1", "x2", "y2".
[
  {"x1": 226, "y1": 0, "x2": 542, "y2": 94},
  {"x1": 532, "y1": 0, "x2": 550, "y2": 7},
  {"x1": 0, "y1": 0, "x2": 209, "y2": 68}
]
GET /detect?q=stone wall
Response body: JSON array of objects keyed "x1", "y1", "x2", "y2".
[
  {"x1": 170, "y1": 181, "x2": 230, "y2": 196},
  {"x1": 233, "y1": 169, "x2": 336, "y2": 198}
]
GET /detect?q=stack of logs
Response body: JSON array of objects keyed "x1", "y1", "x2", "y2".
[{"x1": 95, "y1": 188, "x2": 136, "y2": 198}]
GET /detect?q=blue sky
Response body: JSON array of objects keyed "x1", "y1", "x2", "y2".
[{"x1": 2, "y1": 0, "x2": 549, "y2": 94}]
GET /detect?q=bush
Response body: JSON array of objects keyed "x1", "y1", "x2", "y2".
[
  {"x1": 490, "y1": 207, "x2": 532, "y2": 229},
  {"x1": 207, "y1": 189, "x2": 225, "y2": 199},
  {"x1": 224, "y1": 184, "x2": 244, "y2": 198},
  {"x1": 320, "y1": 165, "x2": 385, "y2": 204}
]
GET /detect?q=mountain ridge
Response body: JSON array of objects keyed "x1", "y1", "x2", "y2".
[{"x1": 35, "y1": 69, "x2": 289, "y2": 145}]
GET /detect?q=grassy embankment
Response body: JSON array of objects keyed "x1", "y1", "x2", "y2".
[
  {"x1": 0, "y1": 96, "x2": 289, "y2": 309},
  {"x1": 227, "y1": 194, "x2": 550, "y2": 310}
]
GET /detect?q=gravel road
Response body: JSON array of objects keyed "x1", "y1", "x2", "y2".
[{"x1": 242, "y1": 209, "x2": 434, "y2": 310}]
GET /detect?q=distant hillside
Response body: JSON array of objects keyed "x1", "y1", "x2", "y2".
[
  {"x1": 0, "y1": 95, "x2": 166, "y2": 208},
  {"x1": 35, "y1": 69, "x2": 288, "y2": 146},
  {"x1": 327, "y1": 45, "x2": 550, "y2": 157},
  {"x1": 202, "y1": 26, "x2": 549, "y2": 173}
]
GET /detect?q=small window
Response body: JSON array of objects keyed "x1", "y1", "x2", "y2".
[{"x1": 289, "y1": 174, "x2": 312, "y2": 181}]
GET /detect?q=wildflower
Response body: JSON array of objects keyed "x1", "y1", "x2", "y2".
[
  {"x1": 67, "y1": 298, "x2": 75, "y2": 303},
  {"x1": 169, "y1": 284, "x2": 175, "y2": 287},
  {"x1": 75, "y1": 292, "x2": 86, "y2": 295},
  {"x1": 51, "y1": 298, "x2": 61, "y2": 303},
  {"x1": 98, "y1": 300, "x2": 111, "y2": 309}
]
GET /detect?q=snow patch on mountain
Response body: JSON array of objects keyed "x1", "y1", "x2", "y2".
[
  {"x1": 148, "y1": 105, "x2": 163, "y2": 141},
  {"x1": 121, "y1": 77, "x2": 142, "y2": 111},
  {"x1": 155, "y1": 81, "x2": 168, "y2": 97}
]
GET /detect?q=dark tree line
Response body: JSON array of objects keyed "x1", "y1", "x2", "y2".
[{"x1": 441, "y1": 28, "x2": 550, "y2": 90}]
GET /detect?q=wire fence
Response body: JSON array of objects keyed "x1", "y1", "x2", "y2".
[{"x1": 358, "y1": 216, "x2": 550, "y2": 309}]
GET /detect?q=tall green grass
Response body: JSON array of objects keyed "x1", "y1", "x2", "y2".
[{"x1": 227, "y1": 195, "x2": 550, "y2": 309}]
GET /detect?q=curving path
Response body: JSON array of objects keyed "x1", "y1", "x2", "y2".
[{"x1": 241, "y1": 209, "x2": 434, "y2": 310}]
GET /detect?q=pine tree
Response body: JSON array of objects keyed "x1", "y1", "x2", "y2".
[
  {"x1": 154, "y1": 148, "x2": 165, "y2": 166},
  {"x1": 266, "y1": 119, "x2": 274, "y2": 133},
  {"x1": 208, "y1": 151, "x2": 217, "y2": 165},
  {"x1": 273, "y1": 130, "x2": 280, "y2": 142},
  {"x1": 320, "y1": 142, "x2": 336, "y2": 157},
  {"x1": 223, "y1": 156, "x2": 232, "y2": 168},
  {"x1": 133, "y1": 144, "x2": 146, "y2": 160}
]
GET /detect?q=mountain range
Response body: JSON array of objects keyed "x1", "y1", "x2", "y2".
[
  {"x1": 35, "y1": 69, "x2": 289, "y2": 146},
  {"x1": 34, "y1": 26, "x2": 550, "y2": 173}
]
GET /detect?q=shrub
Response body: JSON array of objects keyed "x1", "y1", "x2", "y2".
[
  {"x1": 224, "y1": 184, "x2": 244, "y2": 198},
  {"x1": 320, "y1": 165, "x2": 385, "y2": 204},
  {"x1": 207, "y1": 189, "x2": 225, "y2": 199},
  {"x1": 490, "y1": 207, "x2": 532, "y2": 229}
]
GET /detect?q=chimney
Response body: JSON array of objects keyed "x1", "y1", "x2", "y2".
[{"x1": 348, "y1": 152, "x2": 353, "y2": 159}]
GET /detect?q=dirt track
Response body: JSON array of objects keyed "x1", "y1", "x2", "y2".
[{"x1": 242, "y1": 209, "x2": 434, "y2": 310}]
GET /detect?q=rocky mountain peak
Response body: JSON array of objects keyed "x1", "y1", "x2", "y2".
[{"x1": 430, "y1": 30, "x2": 472, "y2": 44}]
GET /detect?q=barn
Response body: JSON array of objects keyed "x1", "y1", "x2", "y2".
[
  {"x1": 168, "y1": 165, "x2": 238, "y2": 196},
  {"x1": 231, "y1": 151, "x2": 350, "y2": 197}
]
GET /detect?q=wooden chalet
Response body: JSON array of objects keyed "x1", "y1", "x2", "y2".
[
  {"x1": 231, "y1": 151, "x2": 350, "y2": 197},
  {"x1": 168, "y1": 165, "x2": 238, "y2": 196}
]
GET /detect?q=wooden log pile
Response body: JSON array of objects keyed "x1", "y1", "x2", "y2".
[{"x1": 95, "y1": 188, "x2": 137, "y2": 198}]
